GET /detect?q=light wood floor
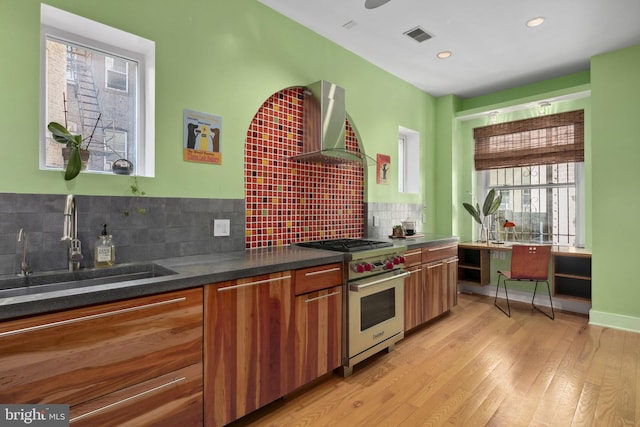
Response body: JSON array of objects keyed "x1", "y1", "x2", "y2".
[{"x1": 229, "y1": 292, "x2": 640, "y2": 426}]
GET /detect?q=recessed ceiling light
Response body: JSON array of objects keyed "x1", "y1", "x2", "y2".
[
  {"x1": 437, "y1": 51, "x2": 452, "y2": 59},
  {"x1": 526, "y1": 17, "x2": 545, "y2": 27}
]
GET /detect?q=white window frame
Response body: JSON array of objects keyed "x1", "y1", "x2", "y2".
[
  {"x1": 398, "y1": 126, "x2": 420, "y2": 194},
  {"x1": 398, "y1": 135, "x2": 406, "y2": 193},
  {"x1": 39, "y1": 4, "x2": 155, "y2": 177}
]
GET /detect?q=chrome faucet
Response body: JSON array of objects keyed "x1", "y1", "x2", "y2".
[
  {"x1": 17, "y1": 228, "x2": 32, "y2": 276},
  {"x1": 61, "y1": 194, "x2": 83, "y2": 271}
]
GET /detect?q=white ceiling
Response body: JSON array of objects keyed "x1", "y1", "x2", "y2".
[{"x1": 257, "y1": 0, "x2": 640, "y2": 98}]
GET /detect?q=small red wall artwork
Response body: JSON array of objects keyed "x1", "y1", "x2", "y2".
[{"x1": 376, "y1": 154, "x2": 390, "y2": 185}]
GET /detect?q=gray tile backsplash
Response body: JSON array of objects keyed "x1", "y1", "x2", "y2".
[
  {"x1": 365, "y1": 202, "x2": 425, "y2": 240},
  {"x1": 0, "y1": 193, "x2": 245, "y2": 276}
]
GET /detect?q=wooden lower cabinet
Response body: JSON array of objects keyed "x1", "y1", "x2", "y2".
[
  {"x1": 424, "y1": 256, "x2": 459, "y2": 321},
  {"x1": 404, "y1": 265, "x2": 423, "y2": 331},
  {"x1": 445, "y1": 257, "x2": 458, "y2": 309},
  {"x1": 403, "y1": 244, "x2": 459, "y2": 332},
  {"x1": 293, "y1": 263, "x2": 343, "y2": 388},
  {"x1": 0, "y1": 288, "x2": 204, "y2": 425},
  {"x1": 424, "y1": 260, "x2": 447, "y2": 321},
  {"x1": 293, "y1": 285, "x2": 342, "y2": 388},
  {"x1": 204, "y1": 271, "x2": 295, "y2": 427}
]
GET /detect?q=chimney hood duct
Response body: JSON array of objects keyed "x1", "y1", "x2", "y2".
[{"x1": 290, "y1": 80, "x2": 368, "y2": 164}]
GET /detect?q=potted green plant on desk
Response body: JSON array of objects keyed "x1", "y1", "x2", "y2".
[{"x1": 463, "y1": 188, "x2": 502, "y2": 243}]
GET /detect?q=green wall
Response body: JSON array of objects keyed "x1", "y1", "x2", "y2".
[
  {"x1": 434, "y1": 95, "x2": 462, "y2": 235},
  {"x1": 590, "y1": 44, "x2": 640, "y2": 329},
  {"x1": 0, "y1": 0, "x2": 433, "y2": 214}
]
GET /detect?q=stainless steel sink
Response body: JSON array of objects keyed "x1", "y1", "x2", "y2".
[{"x1": 0, "y1": 263, "x2": 177, "y2": 299}]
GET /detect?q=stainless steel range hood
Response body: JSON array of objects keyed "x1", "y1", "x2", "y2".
[{"x1": 290, "y1": 80, "x2": 367, "y2": 164}]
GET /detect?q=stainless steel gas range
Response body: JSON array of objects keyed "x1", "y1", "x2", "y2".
[{"x1": 297, "y1": 238, "x2": 408, "y2": 377}]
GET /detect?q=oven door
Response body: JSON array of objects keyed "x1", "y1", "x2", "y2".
[{"x1": 348, "y1": 269, "x2": 408, "y2": 358}]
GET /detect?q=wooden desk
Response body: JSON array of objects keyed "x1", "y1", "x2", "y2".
[{"x1": 457, "y1": 242, "x2": 592, "y2": 302}]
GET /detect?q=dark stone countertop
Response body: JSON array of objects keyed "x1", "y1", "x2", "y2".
[
  {"x1": 0, "y1": 234, "x2": 458, "y2": 321},
  {"x1": 385, "y1": 233, "x2": 459, "y2": 250},
  {"x1": 0, "y1": 246, "x2": 344, "y2": 321}
]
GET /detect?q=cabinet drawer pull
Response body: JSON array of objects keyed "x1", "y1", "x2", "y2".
[
  {"x1": 429, "y1": 244, "x2": 458, "y2": 251},
  {"x1": 427, "y1": 263, "x2": 444, "y2": 269},
  {"x1": 446, "y1": 258, "x2": 459, "y2": 264},
  {"x1": 404, "y1": 250, "x2": 421, "y2": 257},
  {"x1": 217, "y1": 275, "x2": 292, "y2": 292},
  {"x1": 304, "y1": 267, "x2": 341, "y2": 277},
  {"x1": 70, "y1": 376, "x2": 186, "y2": 422},
  {"x1": 408, "y1": 269, "x2": 420, "y2": 275},
  {"x1": 0, "y1": 297, "x2": 187, "y2": 338},
  {"x1": 305, "y1": 290, "x2": 341, "y2": 303}
]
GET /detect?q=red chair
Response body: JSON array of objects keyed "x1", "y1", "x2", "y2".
[{"x1": 494, "y1": 245, "x2": 554, "y2": 319}]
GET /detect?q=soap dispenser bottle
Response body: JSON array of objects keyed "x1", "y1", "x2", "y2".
[{"x1": 95, "y1": 224, "x2": 115, "y2": 267}]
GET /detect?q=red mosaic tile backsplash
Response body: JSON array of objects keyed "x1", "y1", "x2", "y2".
[{"x1": 245, "y1": 87, "x2": 364, "y2": 248}]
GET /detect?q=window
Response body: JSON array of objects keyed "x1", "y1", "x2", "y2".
[
  {"x1": 474, "y1": 110, "x2": 584, "y2": 246},
  {"x1": 105, "y1": 57, "x2": 129, "y2": 92},
  {"x1": 104, "y1": 129, "x2": 128, "y2": 169},
  {"x1": 398, "y1": 127, "x2": 420, "y2": 194},
  {"x1": 481, "y1": 163, "x2": 583, "y2": 246},
  {"x1": 40, "y1": 4, "x2": 155, "y2": 177}
]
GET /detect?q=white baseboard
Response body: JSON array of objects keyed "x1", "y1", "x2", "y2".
[{"x1": 459, "y1": 283, "x2": 591, "y2": 315}]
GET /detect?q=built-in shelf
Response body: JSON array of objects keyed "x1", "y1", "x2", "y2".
[
  {"x1": 553, "y1": 254, "x2": 592, "y2": 301},
  {"x1": 458, "y1": 247, "x2": 490, "y2": 286}
]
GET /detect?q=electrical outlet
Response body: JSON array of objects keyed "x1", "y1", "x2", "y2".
[
  {"x1": 213, "y1": 219, "x2": 230, "y2": 237},
  {"x1": 372, "y1": 215, "x2": 378, "y2": 227}
]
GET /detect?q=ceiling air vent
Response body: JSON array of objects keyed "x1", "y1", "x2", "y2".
[{"x1": 403, "y1": 26, "x2": 432, "y2": 43}]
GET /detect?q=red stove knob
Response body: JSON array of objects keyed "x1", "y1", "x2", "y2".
[
  {"x1": 355, "y1": 264, "x2": 365, "y2": 273},
  {"x1": 385, "y1": 261, "x2": 394, "y2": 270},
  {"x1": 364, "y1": 263, "x2": 372, "y2": 272},
  {"x1": 399, "y1": 256, "x2": 405, "y2": 264},
  {"x1": 393, "y1": 256, "x2": 400, "y2": 264}
]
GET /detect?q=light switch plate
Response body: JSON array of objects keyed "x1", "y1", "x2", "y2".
[{"x1": 213, "y1": 219, "x2": 230, "y2": 236}]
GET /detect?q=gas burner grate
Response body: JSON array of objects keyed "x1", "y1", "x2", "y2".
[{"x1": 297, "y1": 238, "x2": 392, "y2": 253}]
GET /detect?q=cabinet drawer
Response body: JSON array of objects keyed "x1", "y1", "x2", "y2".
[
  {"x1": 295, "y1": 263, "x2": 343, "y2": 295},
  {"x1": 70, "y1": 363, "x2": 203, "y2": 427},
  {"x1": 421, "y1": 243, "x2": 458, "y2": 264},
  {"x1": 0, "y1": 288, "x2": 203, "y2": 406},
  {"x1": 403, "y1": 249, "x2": 423, "y2": 267}
]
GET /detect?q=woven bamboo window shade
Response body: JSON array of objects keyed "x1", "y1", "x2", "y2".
[{"x1": 473, "y1": 110, "x2": 584, "y2": 170}]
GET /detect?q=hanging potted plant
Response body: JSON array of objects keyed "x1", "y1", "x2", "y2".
[{"x1": 463, "y1": 188, "x2": 502, "y2": 243}]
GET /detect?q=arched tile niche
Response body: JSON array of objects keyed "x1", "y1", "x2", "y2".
[{"x1": 244, "y1": 86, "x2": 365, "y2": 249}]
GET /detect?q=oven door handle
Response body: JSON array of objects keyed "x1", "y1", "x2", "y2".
[{"x1": 349, "y1": 270, "x2": 409, "y2": 292}]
